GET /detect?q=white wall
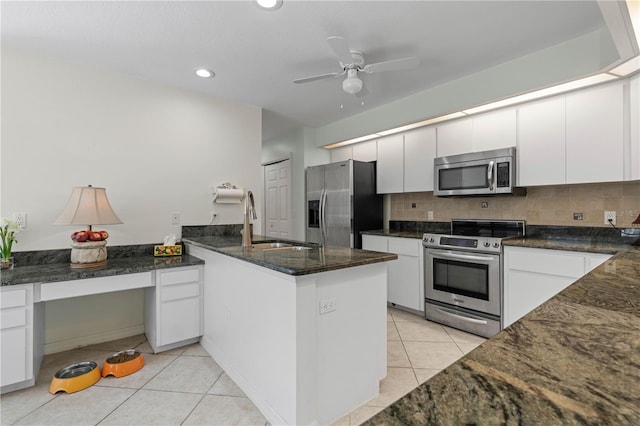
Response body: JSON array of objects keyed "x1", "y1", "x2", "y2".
[
  {"x1": 1, "y1": 48, "x2": 262, "y2": 251},
  {"x1": 1, "y1": 48, "x2": 262, "y2": 352}
]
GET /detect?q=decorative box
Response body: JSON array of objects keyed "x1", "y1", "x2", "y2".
[{"x1": 153, "y1": 244, "x2": 183, "y2": 257}]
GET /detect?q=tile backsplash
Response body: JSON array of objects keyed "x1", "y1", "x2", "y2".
[{"x1": 390, "y1": 181, "x2": 640, "y2": 227}]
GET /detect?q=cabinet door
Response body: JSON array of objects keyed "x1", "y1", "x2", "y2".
[
  {"x1": 361, "y1": 235, "x2": 388, "y2": 253},
  {"x1": 436, "y1": 118, "x2": 472, "y2": 157},
  {"x1": 387, "y1": 238, "x2": 421, "y2": 311},
  {"x1": 352, "y1": 140, "x2": 377, "y2": 162},
  {"x1": 160, "y1": 298, "x2": 201, "y2": 346},
  {"x1": 376, "y1": 134, "x2": 404, "y2": 193},
  {"x1": 404, "y1": 127, "x2": 437, "y2": 192},
  {"x1": 472, "y1": 109, "x2": 516, "y2": 152},
  {"x1": 517, "y1": 96, "x2": 566, "y2": 186},
  {"x1": 566, "y1": 83, "x2": 624, "y2": 184},
  {"x1": 330, "y1": 146, "x2": 353, "y2": 163},
  {"x1": 629, "y1": 75, "x2": 640, "y2": 181},
  {"x1": 1, "y1": 328, "x2": 27, "y2": 386}
]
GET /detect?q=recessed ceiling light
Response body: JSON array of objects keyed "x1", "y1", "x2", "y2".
[
  {"x1": 256, "y1": 0, "x2": 283, "y2": 10},
  {"x1": 194, "y1": 68, "x2": 215, "y2": 78}
]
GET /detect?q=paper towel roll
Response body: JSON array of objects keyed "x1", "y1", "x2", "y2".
[{"x1": 213, "y1": 188, "x2": 244, "y2": 203}]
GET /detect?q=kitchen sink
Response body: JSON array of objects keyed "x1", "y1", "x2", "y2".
[{"x1": 250, "y1": 242, "x2": 312, "y2": 251}]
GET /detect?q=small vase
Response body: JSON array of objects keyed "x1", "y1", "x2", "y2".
[{"x1": 0, "y1": 256, "x2": 14, "y2": 270}]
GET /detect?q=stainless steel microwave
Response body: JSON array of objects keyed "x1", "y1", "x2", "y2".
[{"x1": 434, "y1": 147, "x2": 525, "y2": 197}]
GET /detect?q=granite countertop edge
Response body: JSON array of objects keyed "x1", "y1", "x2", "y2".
[
  {"x1": 183, "y1": 236, "x2": 398, "y2": 276},
  {"x1": 1, "y1": 254, "x2": 204, "y2": 287}
]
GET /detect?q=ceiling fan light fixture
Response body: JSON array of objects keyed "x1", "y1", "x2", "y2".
[
  {"x1": 194, "y1": 68, "x2": 215, "y2": 78},
  {"x1": 342, "y1": 69, "x2": 362, "y2": 95},
  {"x1": 256, "y1": 0, "x2": 283, "y2": 10}
]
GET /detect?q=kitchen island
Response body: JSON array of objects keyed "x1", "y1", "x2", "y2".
[
  {"x1": 184, "y1": 234, "x2": 397, "y2": 426},
  {"x1": 364, "y1": 235, "x2": 640, "y2": 425}
]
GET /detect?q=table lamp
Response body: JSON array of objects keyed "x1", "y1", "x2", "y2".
[{"x1": 54, "y1": 185, "x2": 122, "y2": 268}]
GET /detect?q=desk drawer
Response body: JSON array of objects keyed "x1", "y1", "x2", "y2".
[
  {"x1": 40, "y1": 272, "x2": 153, "y2": 301},
  {"x1": 161, "y1": 282, "x2": 200, "y2": 302},
  {"x1": 0, "y1": 288, "x2": 26, "y2": 309},
  {"x1": 158, "y1": 268, "x2": 200, "y2": 286},
  {"x1": 1, "y1": 308, "x2": 26, "y2": 329}
]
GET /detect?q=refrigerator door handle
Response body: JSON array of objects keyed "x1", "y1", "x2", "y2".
[{"x1": 320, "y1": 189, "x2": 327, "y2": 244}]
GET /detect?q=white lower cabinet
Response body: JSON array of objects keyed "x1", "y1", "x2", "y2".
[
  {"x1": 145, "y1": 265, "x2": 204, "y2": 353},
  {"x1": 503, "y1": 246, "x2": 611, "y2": 327},
  {"x1": 0, "y1": 284, "x2": 35, "y2": 392},
  {"x1": 362, "y1": 235, "x2": 423, "y2": 312}
]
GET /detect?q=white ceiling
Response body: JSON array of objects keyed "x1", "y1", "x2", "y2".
[{"x1": 1, "y1": 1, "x2": 609, "y2": 141}]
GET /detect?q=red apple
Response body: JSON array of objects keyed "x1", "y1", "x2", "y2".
[
  {"x1": 75, "y1": 231, "x2": 89, "y2": 242},
  {"x1": 71, "y1": 231, "x2": 80, "y2": 241},
  {"x1": 89, "y1": 231, "x2": 103, "y2": 241},
  {"x1": 98, "y1": 230, "x2": 109, "y2": 240}
]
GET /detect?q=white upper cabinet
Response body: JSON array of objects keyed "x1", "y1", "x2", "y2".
[
  {"x1": 330, "y1": 146, "x2": 353, "y2": 163},
  {"x1": 517, "y1": 96, "x2": 566, "y2": 186},
  {"x1": 472, "y1": 109, "x2": 517, "y2": 152},
  {"x1": 352, "y1": 140, "x2": 377, "y2": 162},
  {"x1": 376, "y1": 134, "x2": 405, "y2": 193},
  {"x1": 436, "y1": 118, "x2": 473, "y2": 157},
  {"x1": 565, "y1": 83, "x2": 624, "y2": 184},
  {"x1": 404, "y1": 127, "x2": 437, "y2": 192},
  {"x1": 629, "y1": 75, "x2": 639, "y2": 181}
]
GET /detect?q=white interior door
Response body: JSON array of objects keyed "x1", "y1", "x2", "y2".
[{"x1": 264, "y1": 159, "x2": 292, "y2": 239}]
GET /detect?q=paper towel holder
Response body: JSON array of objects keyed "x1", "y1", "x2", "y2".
[{"x1": 212, "y1": 184, "x2": 244, "y2": 204}]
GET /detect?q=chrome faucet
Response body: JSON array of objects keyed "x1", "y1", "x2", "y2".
[{"x1": 242, "y1": 190, "x2": 257, "y2": 248}]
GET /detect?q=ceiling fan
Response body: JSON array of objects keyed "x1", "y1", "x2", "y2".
[{"x1": 293, "y1": 36, "x2": 419, "y2": 96}]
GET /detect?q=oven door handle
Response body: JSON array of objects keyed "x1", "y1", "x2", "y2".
[
  {"x1": 430, "y1": 250, "x2": 496, "y2": 262},
  {"x1": 435, "y1": 307, "x2": 489, "y2": 325}
]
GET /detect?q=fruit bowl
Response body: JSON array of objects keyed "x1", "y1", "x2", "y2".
[
  {"x1": 101, "y1": 349, "x2": 144, "y2": 378},
  {"x1": 49, "y1": 361, "x2": 100, "y2": 394}
]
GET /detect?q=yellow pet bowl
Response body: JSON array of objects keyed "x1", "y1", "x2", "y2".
[
  {"x1": 49, "y1": 361, "x2": 100, "y2": 394},
  {"x1": 101, "y1": 349, "x2": 144, "y2": 378}
]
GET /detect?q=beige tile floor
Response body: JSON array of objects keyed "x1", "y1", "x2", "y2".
[{"x1": 0, "y1": 308, "x2": 485, "y2": 425}]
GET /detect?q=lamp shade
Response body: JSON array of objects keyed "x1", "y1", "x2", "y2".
[{"x1": 54, "y1": 186, "x2": 122, "y2": 226}]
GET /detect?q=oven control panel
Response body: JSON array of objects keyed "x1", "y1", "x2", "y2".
[{"x1": 423, "y1": 234, "x2": 502, "y2": 253}]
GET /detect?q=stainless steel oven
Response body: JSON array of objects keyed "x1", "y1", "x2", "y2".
[{"x1": 423, "y1": 219, "x2": 525, "y2": 338}]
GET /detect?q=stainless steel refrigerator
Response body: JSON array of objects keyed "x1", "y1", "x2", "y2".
[{"x1": 306, "y1": 160, "x2": 382, "y2": 249}]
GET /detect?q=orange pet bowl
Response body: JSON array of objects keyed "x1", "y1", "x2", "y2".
[
  {"x1": 101, "y1": 349, "x2": 144, "y2": 378},
  {"x1": 49, "y1": 361, "x2": 100, "y2": 394}
]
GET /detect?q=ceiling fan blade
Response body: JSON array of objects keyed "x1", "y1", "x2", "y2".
[
  {"x1": 363, "y1": 56, "x2": 419, "y2": 73},
  {"x1": 293, "y1": 72, "x2": 340, "y2": 84},
  {"x1": 327, "y1": 36, "x2": 354, "y2": 66}
]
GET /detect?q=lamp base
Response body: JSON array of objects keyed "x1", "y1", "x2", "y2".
[{"x1": 70, "y1": 240, "x2": 108, "y2": 268}]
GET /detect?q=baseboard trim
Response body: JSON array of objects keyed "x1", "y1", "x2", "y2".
[{"x1": 44, "y1": 325, "x2": 145, "y2": 355}]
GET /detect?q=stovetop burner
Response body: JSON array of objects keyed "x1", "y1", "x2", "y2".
[{"x1": 423, "y1": 219, "x2": 526, "y2": 253}]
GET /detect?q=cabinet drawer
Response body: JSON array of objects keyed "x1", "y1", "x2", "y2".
[
  {"x1": 40, "y1": 272, "x2": 153, "y2": 301},
  {"x1": 507, "y1": 249, "x2": 584, "y2": 278},
  {"x1": 0, "y1": 289, "x2": 26, "y2": 309},
  {"x1": 388, "y1": 238, "x2": 420, "y2": 257},
  {"x1": 0, "y1": 308, "x2": 26, "y2": 329},
  {"x1": 161, "y1": 282, "x2": 200, "y2": 302},
  {"x1": 362, "y1": 235, "x2": 388, "y2": 253},
  {"x1": 158, "y1": 268, "x2": 200, "y2": 286}
]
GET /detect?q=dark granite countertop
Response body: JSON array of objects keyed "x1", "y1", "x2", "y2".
[
  {"x1": 365, "y1": 236, "x2": 640, "y2": 424},
  {"x1": 183, "y1": 234, "x2": 397, "y2": 276},
  {"x1": 1, "y1": 244, "x2": 204, "y2": 287}
]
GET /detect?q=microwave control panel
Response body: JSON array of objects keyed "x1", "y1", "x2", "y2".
[{"x1": 496, "y1": 162, "x2": 510, "y2": 188}]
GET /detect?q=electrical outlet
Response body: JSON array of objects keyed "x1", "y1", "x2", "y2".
[
  {"x1": 481, "y1": 202, "x2": 489, "y2": 208},
  {"x1": 604, "y1": 211, "x2": 616, "y2": 226},
  {"x1": 427, "y1": 211, "x2": 434, "y2": 220},
  {"x1": 319, "y1": 298, "x2": 336, "y2": 315},
  {"x1": 13, "y1": 212, "x2": 27, "y2": 229},
  {"x1": 170, "y1": 212, "x2": 181, "y2": 225},
  {"x1": 411, "y1": 203, "x2": 416, "y2": 208},
  {"x1": 573, "y1": 212, "x2": 583, "y2": 221}
]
